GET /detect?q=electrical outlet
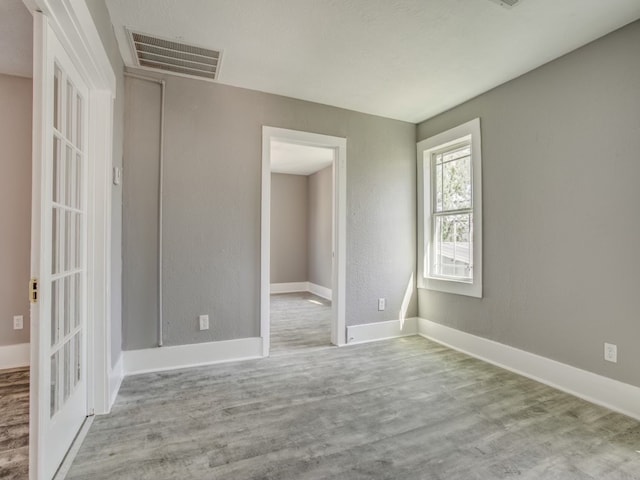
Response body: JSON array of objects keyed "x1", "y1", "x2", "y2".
[
  {"x1": 13, "y1": 315, "x2": 23, "y2": 330},
  {"x1": 378, "y1": 298, "x2": 386, "y2": 311},
  {"x1": 604, "y1": 343, "x2": 617, "y2": 363},
  {"x1": 198, "y1": 315, "x2": 209, "y2": 331}
]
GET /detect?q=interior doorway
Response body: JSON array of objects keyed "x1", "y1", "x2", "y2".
[
  {"x1": 269, "y1": 142, "x2": 334, "y2": 354},
  {"x1": 261, "y1": 127, "x2": 347, "y2": 356}
]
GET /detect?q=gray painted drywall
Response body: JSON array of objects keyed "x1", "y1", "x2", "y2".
[
  {"x1": 0, "y1": 74, "x2": 31, "y2": 346},
  {"x1": 270, "y1": 173, "x2": 308, "y2": 284},
  {"x1": 85, "y1": 0, "x2": 125, "y2": 366},
  {"x1": 308, "y1": 166, "x2": 332, "y2": 289},
  {"x1": 122, "y1": 77, "x2": 161, "y2": 350},
  {"x1": 122, "y1": 75, "x2": 417, "y2": 349},
  {"x1": 417, "y1": 20, "x2": 640, "y2": 388}
]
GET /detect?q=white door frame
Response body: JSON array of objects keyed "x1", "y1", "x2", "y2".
[
  {"x1": 261, "y1": 127, "x2": 347, "y2": 355},
  {"x1": 29, "y1": 1, "x2": 115, "y2": 478}
]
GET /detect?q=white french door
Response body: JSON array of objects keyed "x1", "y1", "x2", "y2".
[{"x1": 31, "y1": 16, "x2": 89, "y2": 479}]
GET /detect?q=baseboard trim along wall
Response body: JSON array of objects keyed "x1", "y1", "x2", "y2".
[
  {"x1": 123, "y1": 337, "x2": 263, "y2": 376},
  {"x1": 109, "y1": 354, "x2": 124, "y2": 410},
  {"x1": 346, "y1": 318, "x2": 418, "y2": 345},
  {"x1": 307, "y1": 282, "x2": 332, "y2": 301},
  {"x1": 270, "y1": 282, "x2": 308, "y2": 294},
  {"x1": 0, "y1": 343, "x2": 30, "y2": 370},
  {"x1": 417, "y1": 318, "x2": 640, "y2": 422},
  {"x1": 271, "y1": 282, "x2": 332, "y2": 301}
]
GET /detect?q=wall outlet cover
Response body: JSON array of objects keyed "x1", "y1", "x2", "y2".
[
  {"x1": 604, "y1": 342, "x2": 617, "y2": 363},
  {"x1": 378, "y1": 298, "x2": 386, "y2": 311},
  {"x1": 199, "y1": 314, "x2": 210, "y2": 331},
  {"x1": 13, "y1": 315, "x2": 24, "y2": 330}
]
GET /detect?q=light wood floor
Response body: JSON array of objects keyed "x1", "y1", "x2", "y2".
[
  {"x1": 67, "y1": 336, "x2": 640, "y2": 479},
  {"x1": 0, "y1": 367, "x2": 29, "y2": 480},
  {"x1": 270, "y1": 292, "x2": 332, "y2": 355}
]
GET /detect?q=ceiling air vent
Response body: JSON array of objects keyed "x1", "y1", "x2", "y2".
[{"x1": 129, "y1": 30, "x2": 221, "y2": 81}]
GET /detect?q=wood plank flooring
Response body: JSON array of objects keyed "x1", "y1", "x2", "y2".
[
  {"x1": 67, "y1": 337, "x2": 640, "y2": 479},
  {"x1": 270, "y1": 292, "x2": 332, "y2": 355},
  {"x1": 0, "y1": 367, "x2": 29, "y2": 480}
]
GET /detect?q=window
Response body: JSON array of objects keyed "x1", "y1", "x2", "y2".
[{"x1": 417, "y1": 118, "x2": 482, "y2": 298}]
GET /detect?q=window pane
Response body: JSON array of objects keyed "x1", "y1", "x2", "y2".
[
  {"x1": 51, "y1": 280, "x2": 59, "y2": 346},
  {"x1": 74, "y1": 332, "x2": 81, "y2": 385},
  {"x1": 63, "y1": 275, "x2": 71, "y2": 337},
  {"x1": 66, "y1": 80, "x2": 74, "y2": 140},
  {"x1": 53, "y1": 65, "x2": 61, "y2": 130},
  {"x1": 435, "y1": 162, "x2": 442, "y2": 211},
  {"x1": 75, "y1": 214, "x2": 82, "y2": 269},
  {"x1": 74, "y1": 273, "x2": 81, "y2": 329},
  {"x1": 52, "y1": 208, "x2": 58, "y2": 274},
  {"x1": 76, "y1": 93, "x2": 83, "y2": 150},
  {"x1": 434, "y1": 146, "x2": 471, "y2": 212},
  {"x1": 50, "y1": 351, "x2": 59, "y2": 417},
  {"x1": 63, "y1": 341, "x2": 71, "y2": 401},
  {"x1": 65, "y1": 145, "x2": 73, "y2": 207},
  {"x1": 65, "y1": 211, "x2": 72, "y2": 272},
  {"x1": 52, "y1": 137, "x2": 60, "y2": 203},
  {"x1": 433, "y1": 213, "x2": 473, "y2": 279},
  {"x1": 75, "y1": 153, "x2": 82, "y2": 209}
]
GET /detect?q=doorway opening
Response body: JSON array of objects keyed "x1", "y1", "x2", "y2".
[
  {"x1": 270, "y1": 142, "x2": 333, "y2": 354},
  {"x1": 261, "y1": 127, "x2": 347, "y2": 357}
]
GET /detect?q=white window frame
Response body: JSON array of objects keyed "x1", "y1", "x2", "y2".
[{"x1": 417, "y1": 118, "x2": 482, "y2": 298}]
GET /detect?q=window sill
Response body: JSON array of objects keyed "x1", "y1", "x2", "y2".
[
  {"x1": 418, "y1": 276, "x2": 482, "y2": 298},
  {"x1": 427, "y1": 275, "x2": 472, "y2": 284}
]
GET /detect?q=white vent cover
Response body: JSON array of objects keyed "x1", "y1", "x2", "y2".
[{"x1": 129, "y1": 30, "x2": 221, "y2": 81}]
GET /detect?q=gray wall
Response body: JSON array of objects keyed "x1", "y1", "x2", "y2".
[
  {"x1": 308, "y1": 166, "x2": 333, "y2": 289},
  {"x1": 85, "y1": 0, "x2": 125, "y2": 366},
  {"x1": 0, "y1": 74, "x2": 32, "y2": 346},
  {"x1": 122, "y1": 78, "x2": 161, "y2": 350},
  {"x1": 270, "y1": 173, "x2": 308, "y2": 284},
  {"x1": 417, "y1": 20, "x2": 640, "y2": 388},
  {"x1": 123, "y1": 75, "x2": 417, "y2": 349},
  {"x1": 270, "y1": 167, "x2": 333, "y2": 288}
]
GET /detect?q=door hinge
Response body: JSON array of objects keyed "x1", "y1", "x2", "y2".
[{"x1": 30, "y1": 278, "x2": 39, "y2": 304}]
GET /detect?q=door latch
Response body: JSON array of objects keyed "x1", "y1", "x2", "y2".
[{"x1": 30, "y1": 278, "x2": 39, "y2": 304}]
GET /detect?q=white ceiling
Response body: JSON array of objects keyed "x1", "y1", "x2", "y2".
[
  {"x1": 0, "y1": 0, "x2": 33, "y2": 78},
  {"x1": 271, "y1": 141, "x2": 333, "y2": 176},
  {"x1": 106, "y1": 0, "x2": 640, "y2": 123}
]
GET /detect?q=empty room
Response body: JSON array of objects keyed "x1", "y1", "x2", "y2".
[{"x1": 1, "y1": 1, "x2": 640, "y2": 479}]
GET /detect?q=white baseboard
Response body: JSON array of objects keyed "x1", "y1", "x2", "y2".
[
  {"x1": 307, "y1": 282, "x2": 332, "y2": 301},
  {"x1": 0, "y1": 343, "x2": 30, "y2": 370},
  {"x1": 271, "y1": 282, "x2": 308, "y2": 294},
  {"x1": 271, "y1": 281, "x2": 333, "y2": 300},
  {"x1": 109, "y1": 354, "x2": 124, "y2": 409},
  {"x1": 346, "y1": 318, "x2": 418, "y2": 345},
  {"x1": 417, "y1": 318, "x2": 640, "y2": 422},
  {"x1": 123, "y1": 337, "x2": 263, "y2": 376}
]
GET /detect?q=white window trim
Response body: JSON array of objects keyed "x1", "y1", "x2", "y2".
[{"x1": 417, "y1": 118, "x2": 482, "y2": 298}]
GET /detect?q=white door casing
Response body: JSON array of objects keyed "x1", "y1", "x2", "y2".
[{"x1": 261, "y1": 127, "x2": 347, "y2": 355}]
